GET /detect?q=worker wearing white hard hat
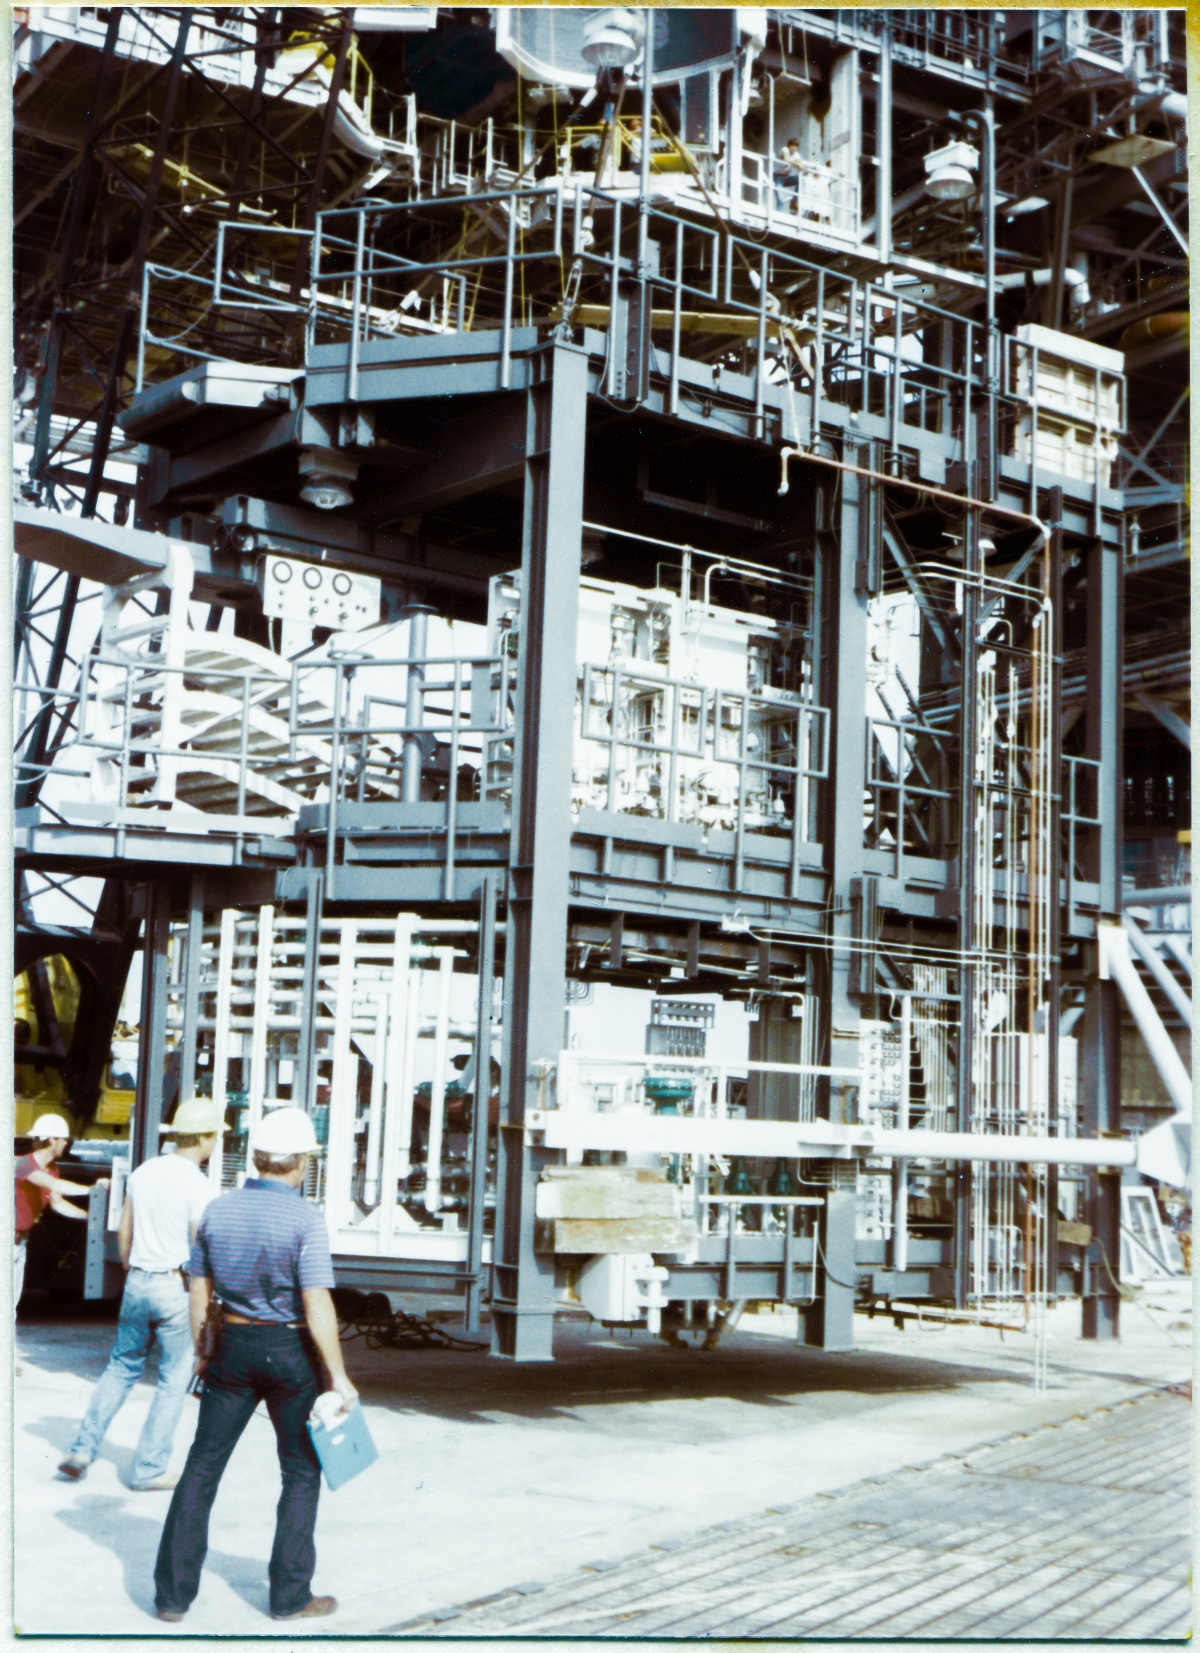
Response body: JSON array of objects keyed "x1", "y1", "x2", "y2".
[
  {"x1": 154, "y1": 1106, "x2": 356, "y2": 1624},
  {"x1": 15, "y1": 1112, "x2": 105, "y2": 1321},
  {"x1": 58, "y1": 1098, "x2": 225, "y2": 1489}
]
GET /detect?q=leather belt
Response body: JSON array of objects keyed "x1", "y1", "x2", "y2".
[{"x1": 224, "y1": 1312, "x2": 305, "y2": 1328}]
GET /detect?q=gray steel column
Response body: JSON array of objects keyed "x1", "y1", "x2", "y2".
[
  {"x1": 177, "y1": 874, "x2": 205, "y2": 1111},
  {"x1": 1045, "y1": 493, "x2": 1064, "y2": 1298},
  {"x1": 465, "y1": 873, "x2": 498, "y2": 1334},
  {"x1": 1081, "y1": 974, "x2": 1122, "y2": 1338},
  {"x1": 491, "y1": 341, "x2": 588, "y2": 1361},
  {"x1": 296, "y1": 869, "x2": 324, "y2": 1114},
  {"x1": 1081, "y1": 530, "x2": 1123, "y2": 1338},
  {"x1": 1085, "y1": 535, "x2": 1122, "y2": 909},
  {"x1": 131, "y1": 884, "x2": 172, "y2": 1169},
  {"x1": 805, "y1": 462, "x2": 869, "y2": 1349}
]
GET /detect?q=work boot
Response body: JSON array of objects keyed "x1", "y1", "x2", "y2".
[
  {"x1": 270, "y1": 1597, "x2": 337, "y2": 1620},
  {"x1": 132, "y1": 1473, "x2": 180, "y2": 1491},
  {"x1": 57, "y1": 1455, "x2": 89, "y2": 1481}
]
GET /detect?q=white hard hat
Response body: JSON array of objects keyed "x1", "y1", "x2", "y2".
[
  {"x1": 30, "y1": 1114, "x2": 72, "y2": 1140},
  {"x1": 251, "y1": 1107, "x2": 318, "y2": 1156},
  {"x1": 162, "y1": 1099, "x2": 226, "y2": 1137}
]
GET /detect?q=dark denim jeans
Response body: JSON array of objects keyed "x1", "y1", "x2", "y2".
[{"x1": 154, "y1": 1324, "x2": 322, "y2": 1617}]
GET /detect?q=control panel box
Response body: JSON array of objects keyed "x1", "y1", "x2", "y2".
[{"x1": 257, "y1": 555, "x2": 380, "y2": 631}]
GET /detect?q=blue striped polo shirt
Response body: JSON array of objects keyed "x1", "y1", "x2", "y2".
[{"x1": 189, "y1": 1177, "x2": 335, "y2": 1324}]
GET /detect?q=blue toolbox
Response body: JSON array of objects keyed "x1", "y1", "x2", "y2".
[{"x1": 307, "y1": 1400, "x2": 379, "y2": 1491}]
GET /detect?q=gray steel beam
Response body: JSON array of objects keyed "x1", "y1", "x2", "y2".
[
  {"x1": 491, "y1": 341, "x2": 588, "y2": 1361},
  {"x1": 1132, "y1": 691, "x2": 1190, "y2": 752},
  {"x1": 362, "y1": 397, "x2": 527, "y2": 524}
]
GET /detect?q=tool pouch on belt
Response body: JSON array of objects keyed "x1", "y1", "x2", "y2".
[{"x1": 196, "y1": 1298, "x2": 226, "y2": 1363}]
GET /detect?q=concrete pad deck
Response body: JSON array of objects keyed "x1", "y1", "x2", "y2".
[{"x1": 13, "y1": 1281, "x2": 1192, "y2": 1640}]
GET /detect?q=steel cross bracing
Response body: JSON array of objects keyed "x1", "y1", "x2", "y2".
[{"x1": 11, "y1": 8, "x2": 1187, "y2": 1353}]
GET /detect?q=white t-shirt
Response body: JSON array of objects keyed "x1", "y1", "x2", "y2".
[{"x1": 128, "y1": 1152, "x2": 217, "y2": 1272}]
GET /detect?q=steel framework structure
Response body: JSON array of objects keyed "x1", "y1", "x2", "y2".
[{"x1": 11, "y1": 6, "x2": 1189, "y2": 1358}]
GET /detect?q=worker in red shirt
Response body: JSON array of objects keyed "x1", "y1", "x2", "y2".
[{"x1": 15, "y1": 1113, "x2": 103, "y2": 1313}]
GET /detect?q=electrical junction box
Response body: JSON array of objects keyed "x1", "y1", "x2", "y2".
[{"x1": 257, "y1": 554, "x2": 380, "y2": 631}]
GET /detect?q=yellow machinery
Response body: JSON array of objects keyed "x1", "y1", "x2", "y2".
[{"x1": 14, "y1": 957, "x2": 135, "y2": 1140}]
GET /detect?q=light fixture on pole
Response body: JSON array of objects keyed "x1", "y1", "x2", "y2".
[
  {"x1": 923, "y1": 139, "x2": 980, "y2": 202},
  {"x1": 581, "y1": 8, "x2": 644, "y2": 71}
]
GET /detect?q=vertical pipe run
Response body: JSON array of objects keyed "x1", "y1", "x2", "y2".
[
  {"x1": 209, "y1": 907, "x2": 236, "y2": 1185},
  {"x1": 892, "y1": 992, "x2": 911, "y2": 1274},
  {"x1": 296, "y1": 870, "x2": 324, "y2": 1113},
  {"x1": 348, "y1": 207, "x2": 366, "y2": 401},
  {"x1": 178, "y1": 874, "x2": 205, "y2": 1110},
  {"x1": 248, "y1": 905, "x2": 274, "y2": 1142},
  {"x1": 638, "y1": 7, "x2": 653, "y2": 271},
  {"x1": 465, "y1": 876, "x2": 498, "y2": 1333},
  {"x1": 876, "y1": 21, "x2": 892, "y2": 266},
  {"x1": 363, "y1": 989, "x2": 388, "y2": 1206},
  {"x1": 325, "y1": 921, "x2": 357, "y2": 1237},
  {"x1": 379, "y1": 917, "x2": 416, "y2": 1252},
  {"x1": 401, "y1": 604, "x2": 433, "y2": 803},
  {"x1": 132, "y1": 884, "x2": 171, "y2": 1170},
  {"x1": 424, "y1": 949, "x2": 456, "y2": 1213}
]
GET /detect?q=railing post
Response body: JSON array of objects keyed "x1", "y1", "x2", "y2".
[{"x1": 465, "y1": 873, "x2": 498, "y2": 1334}]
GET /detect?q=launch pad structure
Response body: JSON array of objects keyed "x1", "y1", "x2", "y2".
[{"x1": 11, "y1": 6, "x2": 1192, "y2": 1365}]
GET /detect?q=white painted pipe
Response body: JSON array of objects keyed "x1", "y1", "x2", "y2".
[
  {"x1": 208, "y1": 907, "x2": 236, "y2": 1187},
  {"x1": 423, "y1": 949, "x2": 455, "y2": 1213},
  {"x1": 247, "y1": 905, "x2": 274, "y2": 1142},
  {"x1": 892, "y1": 994, "x2": 911, "y2": 1274},
  {"x1": 378, "y1": 917, "x2": 416, "y2": 1252},
  {"x1": 324, "y1": 922, "x2": 357, "y2": 1230},
  {"x1": 996, "y1": 267, "x2": 1087, "y2": 292},
  {"x1": 1100, "y1": 923, "x2": 1193, "y2": 1116},
  {"x1": 535, "y1": 1107, "x2": 1139, "y2": 1168},
  {"x1": 1124, "y1": 913, "x2": 1192, "y2": 1027},
  {"x1": 363, "y1": 990, "x2": 388, "y2": 1205},
  {"x1": 874, "y1": 1127, "x2": 1137, "y2": 1169}
]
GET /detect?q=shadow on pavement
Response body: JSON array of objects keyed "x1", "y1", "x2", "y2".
[
  {"x1": 24, "y1": 1415, "x2": 143, "y2": 1486},
  {"x1": 49, "y1": 1493, "x2": 271, "y2": 1622},
  {"x1": 338, "y1": 1321, "x2": 1016, "y2": 1429}
]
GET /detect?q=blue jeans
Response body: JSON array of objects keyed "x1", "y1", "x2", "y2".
[
  {"x1": 70, "y1": 1268, "x2": 194, "y2": 1485},
  {"x1": 154, "y1": 1324, "x2": 322, "y2": 1617}
]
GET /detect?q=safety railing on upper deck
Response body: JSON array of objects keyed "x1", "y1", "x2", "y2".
[
  {"x1": 308, "y1": 182, "x2": 1024, "y2": 464},
  {"x1": 291, "y1": 650, "x2": 516, "y2": 900}
]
